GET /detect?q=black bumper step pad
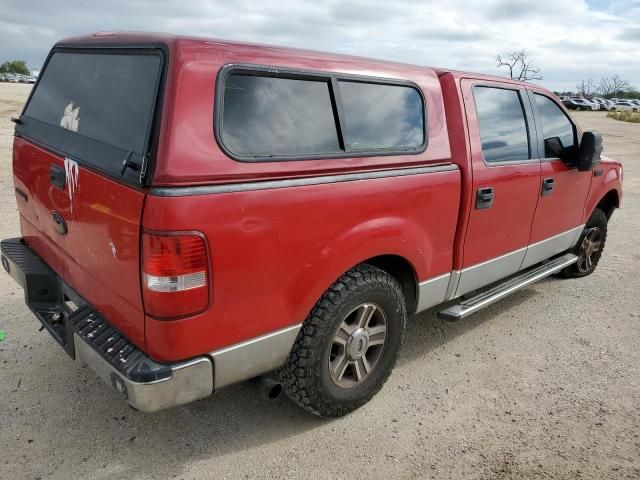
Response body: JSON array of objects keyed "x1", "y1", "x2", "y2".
[
  {"x1": 1, "y1": 238, "x2": 171, "y2": 384},
  {"x1": 69, "y1": 307, "x2": 172, "y2": 383}
]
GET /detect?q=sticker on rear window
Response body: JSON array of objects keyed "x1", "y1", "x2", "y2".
[{"x1": 60, "y1": 101, "x2": 80, "y2": 132}]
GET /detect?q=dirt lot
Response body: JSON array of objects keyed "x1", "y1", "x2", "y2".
[{"x1": 0, "y1": 82, "x2": 638, "y2": 480}]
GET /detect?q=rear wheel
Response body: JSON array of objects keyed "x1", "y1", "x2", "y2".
[
  {"x1": 278, "y1": 264, "x2": 406, "y2": 417},
  {"x1": 561, "y1": 208, "x2": 608, "y2": 278}
]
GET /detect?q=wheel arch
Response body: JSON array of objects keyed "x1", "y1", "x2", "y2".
[
  {"x1": 288, "y1": 213, "x2": 454, "y2": 324},
  {"x1": 582, "y1": 162, "x2": 622, "y2": 224},
  {"x1": 362, "y1": 254, "x2": 419, "y2": 315},
  {"x1": 596, "y1": 189, "x2": 620, "y2": 219}
]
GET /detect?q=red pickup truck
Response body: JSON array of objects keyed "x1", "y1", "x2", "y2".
[{"x1": 2, "y1": 32, "x2": 622, "y2": 417}]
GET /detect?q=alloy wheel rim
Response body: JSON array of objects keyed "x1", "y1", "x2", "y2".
[
  {"x1": 328, "y1": 303, "x2": 387, "y2": 388},
  {"x1": 576, "y1": 227, "x2": 603, "y2": 273}
]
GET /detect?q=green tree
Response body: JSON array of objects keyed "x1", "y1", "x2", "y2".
[
  {"x1": 617, "y1": 88, "x2": 640, "y2": 100},
  {"x1": 0, "y1": 60, "x2": 30, "y2": 75}
]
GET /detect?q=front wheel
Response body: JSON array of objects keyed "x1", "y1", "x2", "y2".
[
  {"x1": 561, "y1": 208, "x2": 608, "y2": 278},
  {"x1": 278, "y1": 264, "x2": 406, "y2": 417}
]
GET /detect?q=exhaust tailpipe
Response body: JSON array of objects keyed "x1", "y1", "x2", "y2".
[{"x1": 246, "y1": 376, "x2": 283, "y2": 400}]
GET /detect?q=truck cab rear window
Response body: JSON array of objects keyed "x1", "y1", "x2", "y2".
[
  {"x1": 218, "y1": 69, "x2": 425, "y2": 161},
  {"x1": 19, "y1": 51, "x2": 162, "y2": 182},
  {"x1": 473, "y1": 86, "x2": 530, "y2": 164}
]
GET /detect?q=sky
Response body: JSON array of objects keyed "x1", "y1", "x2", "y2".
[{"x1": 0, "y1": 0, "x2": 639, "y2": 92}]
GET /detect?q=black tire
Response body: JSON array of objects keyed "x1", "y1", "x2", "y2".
[
  {"x1": 278, "y1": 264, "x2": 406, "y2": 417},
  {"x1": 560, "y1": 208, "x2": 608, "y2": 278}
]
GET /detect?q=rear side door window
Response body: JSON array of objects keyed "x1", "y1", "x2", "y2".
[
  {"x1": 533, "y1": 94, "x2": 576, "y2": 161},
  {"x1": 472, "y1": 86, "x2": 531, "y2": 164}
]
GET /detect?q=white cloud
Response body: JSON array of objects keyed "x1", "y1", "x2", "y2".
[{"x1": 0, "y1": 0, "x2": 638, "y2": 91}]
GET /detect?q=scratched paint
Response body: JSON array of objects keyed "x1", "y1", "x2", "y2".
[{"x1": 64, "y1": 157, "x2": 79, "y2": 213}]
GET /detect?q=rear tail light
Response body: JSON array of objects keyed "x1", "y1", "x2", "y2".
[{"x1": 141, "y1": 232, "x2": 210, "y2": 319}]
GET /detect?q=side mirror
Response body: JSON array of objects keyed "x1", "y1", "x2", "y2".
[
  {"x1": 576, "y1": 131, "x2": 603, "y2": 171},
  {"x1": 544, "y1": 136, "x2": 563, "y2": 159}
]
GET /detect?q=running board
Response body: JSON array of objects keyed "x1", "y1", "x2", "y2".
[{"x1": 438, "y1": 253, "x2": 578, "y2": 321}]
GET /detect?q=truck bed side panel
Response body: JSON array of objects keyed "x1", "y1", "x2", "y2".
[{"x1": 142, "y1": 168, "x2": 461, "y2": 362}]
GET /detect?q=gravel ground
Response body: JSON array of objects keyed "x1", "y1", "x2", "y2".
[{"x1": 0, "y1": 82, "x2": 638, "y2": 480}]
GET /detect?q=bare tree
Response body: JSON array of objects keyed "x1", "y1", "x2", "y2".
[
  {"x1": 496, "y1": 50, "x2": 542, "y2": 81},
  {"x1": 576, "y1": 78, "x2": 596, "y2": 97},
  {"x1": 598, "y1": 75, "x2": 630, "y2": 98}
]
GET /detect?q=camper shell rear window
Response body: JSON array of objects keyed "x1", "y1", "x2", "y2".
[{"x1": 16, "y1": 47, "x2": 165, "y2": 185}]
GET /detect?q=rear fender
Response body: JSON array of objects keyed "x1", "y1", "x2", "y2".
[{"x1": 289, "y1": 216, "x2": 430, "y2": 322}]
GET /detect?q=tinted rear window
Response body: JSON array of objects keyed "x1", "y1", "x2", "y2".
[
  {"x1": 221, "y1": 75, "x2": 340, "y2": 157},
  {"x1": 473, "y1": 86, "x2": 530, "y2": 163},
  {"x1": 25, "y1": 52, "x2": 161, "y2": 154},
  {"x1": 338, "y1": 81, "x2": 424, "y2": 150},
  {"x1": 218, "y1": 69, "x2": 426, "y2": 161},
  {"x1": 18, "y1": 50, "x2": 163, "y2": 184}
]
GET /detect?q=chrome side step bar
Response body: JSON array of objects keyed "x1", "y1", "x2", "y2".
[{"x1": 438, "y1": 253, "x2": 578, "y2": 321}]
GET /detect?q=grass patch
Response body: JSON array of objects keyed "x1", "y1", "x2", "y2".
[{"x1": 607, "y1": 111, "x2": 640, "y2": 123}]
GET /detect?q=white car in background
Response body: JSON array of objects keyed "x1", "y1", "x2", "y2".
[
  {"x1": 591, "y1": 98, "x2": 615, "y2": 111},
  {"x1": 613, "y1": 101, "x2": 639, "y2": 112},
  {"x1": 568, "y1": 97, "x2": 600, "y2": 110}
]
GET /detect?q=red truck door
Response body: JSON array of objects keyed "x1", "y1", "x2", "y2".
[
  {"x1": 455, "y1": 80, "x2": 541, "y2": 296},
  {"x1": 520, "y1": 91, "x2": 592, "y2": 268}
]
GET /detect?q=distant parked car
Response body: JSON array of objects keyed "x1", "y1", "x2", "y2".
[
  {"x1": 613, "y1": 101, "x2": 639, "y2": 113},
  {"x1": 4, "y1": 73, "x2": 20, "y2": 83},
  {"x1": 26, "y1": 76, "x2": 36, "y2": 84},
  {"x1": 585, "y1": 98, "x2": 603, "y2": 110},
  {"x1": 591, "y1": 98, "x2": 614, "y2": 111},
  {"x1": 563, "y1": 97, "x2": 598, "y2": 111},
  {"x1": 562, "y1": 98, "x2": 579, "y2": 109}
]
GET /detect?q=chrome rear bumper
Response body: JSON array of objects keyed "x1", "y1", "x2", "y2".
[
  {"x1": 74, "y1": 333, "x2": 213, "y2": 412},
  {"x1": 1, "y1": 237, "x2": 214, "y2": 412}
]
